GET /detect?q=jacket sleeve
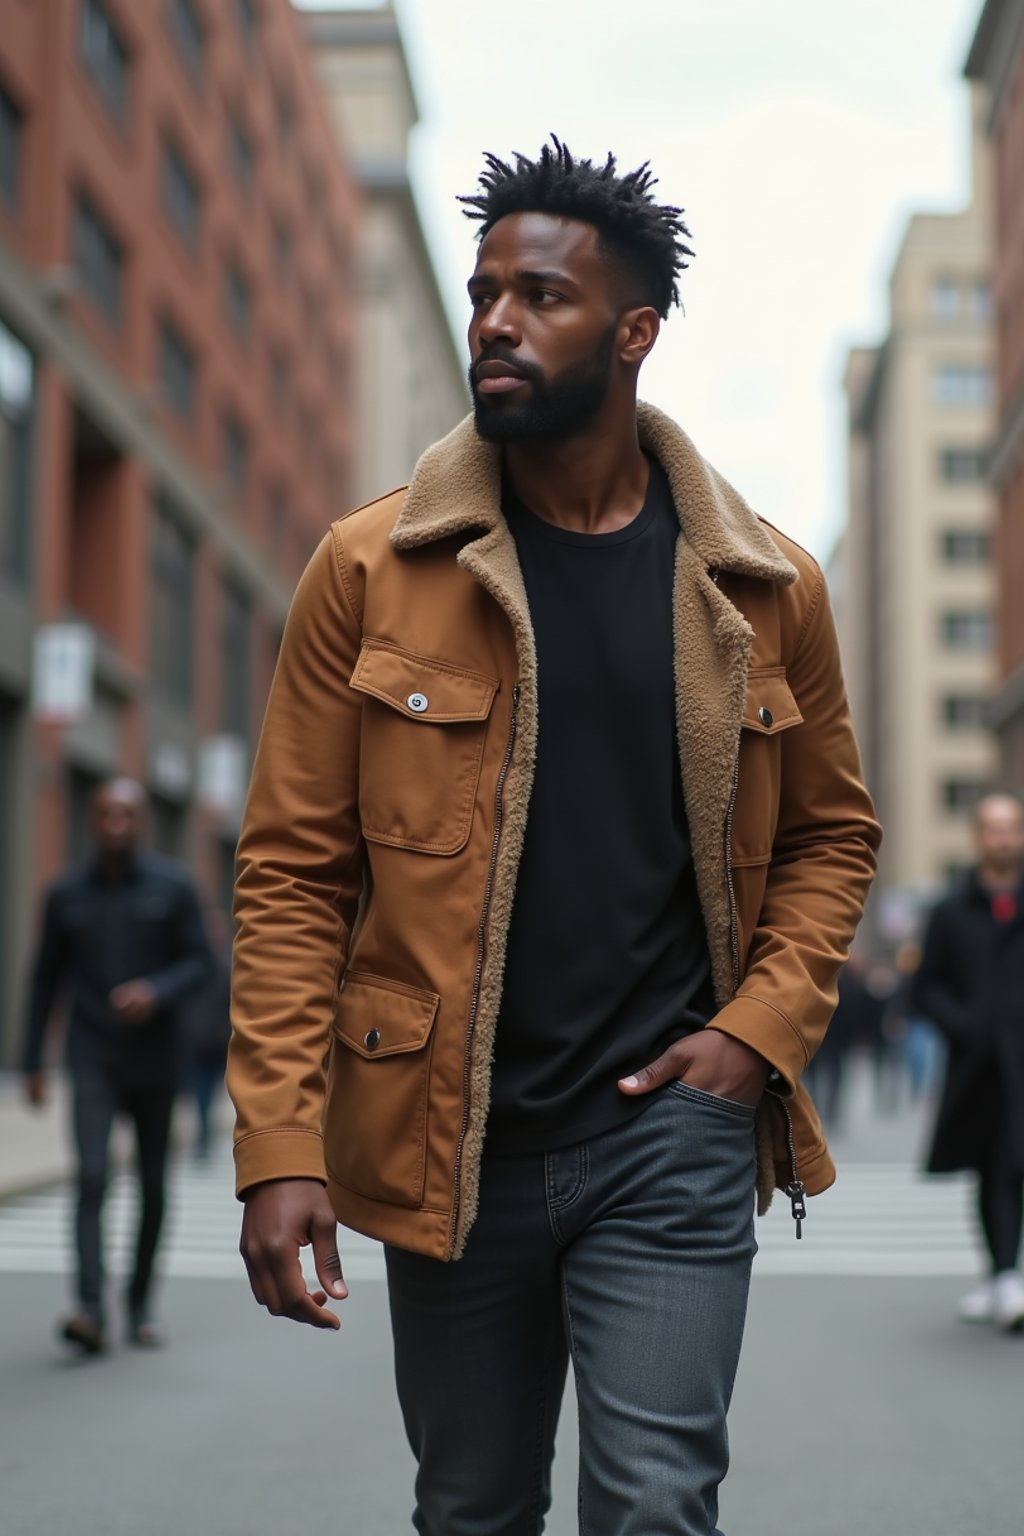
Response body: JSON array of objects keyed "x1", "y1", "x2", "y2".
[
  {"x1": 145, "y1": 879, "x2": 214, "y2": 1010},
  {"x1": 22, "y1": 886, "x2": 69, "y2": 1074},
  {"x1": 909, "y1": 901, "x2": 971, "y2": 1042},
  {"x1": 227, "y1": 528, "x2": 365, "y2": 1197},
  {"x1": 710, "y1": 568, "x2": 882, "y2": 1091}
]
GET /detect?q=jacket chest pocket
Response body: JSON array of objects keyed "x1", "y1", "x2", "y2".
[
  {"x1": 349, "y1": 639, "x2": 499, "y2": 856},
  {"x1": 731, "y1": 667, "x2": 802, "y2": 868}
]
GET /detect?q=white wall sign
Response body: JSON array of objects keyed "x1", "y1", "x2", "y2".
[{"x1": 31, "y1": 624, "x2": 96, "y2": 721}]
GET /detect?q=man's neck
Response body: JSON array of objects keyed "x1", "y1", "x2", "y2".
[
  {"x1": 503, "y1": 406, "x2": 649, "y2": 535},
  {"x1": 978, "y1": 863, "x2": 1019, "y2": 893}
]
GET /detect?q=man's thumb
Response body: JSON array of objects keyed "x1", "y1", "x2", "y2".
[
  {"x1": 312, "y1": 1219, "x2": 347, "y2": 1298},
  {"x1": 618, "y1": 1055, "x2": 671, "y2": 1095}
]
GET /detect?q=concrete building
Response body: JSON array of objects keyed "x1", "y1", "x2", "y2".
[
  {"x1": 303, "y1": 5, "x2": 468, "y2": 505},
  {"x1": 0, "y1": 0, "x2": 359, "y2": 1063},
  {"x1": 965, "y1": 0, "x2": 1024, "y2": 784},
  {"x1": 840, "y1": 92, "x2": 997, "y2": 937}
]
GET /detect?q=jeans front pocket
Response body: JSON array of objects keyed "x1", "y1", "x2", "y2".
[{"x1": 669, "y1": 1080, "x2": 758, "y2": 1119}]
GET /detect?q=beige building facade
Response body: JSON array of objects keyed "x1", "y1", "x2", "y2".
[
  {"x1": 304, "y1": 6, "x2": 469, "y2": 506},
  {"x1": 840, "y1": 93, "x2": 997, "y2": 937}
]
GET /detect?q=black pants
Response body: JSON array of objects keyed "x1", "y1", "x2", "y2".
[
  {"x1": 977, "y1": 1113, "x2": 1024, "y2": 1274},
  {"x1": 71, "y1": 1071, "x2": 175, "y2": 1325}
]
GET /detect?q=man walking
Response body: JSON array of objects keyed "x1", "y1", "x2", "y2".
[
  {"x1": 912, "y1": 793, "x2": 1024, "y2": 1332},
  {"x1": 23, "y1": 778, "x2": 211, "y2": 1352},
  {"x1": 229, "y1": 141, "x2": 880, "y2": 1534}
]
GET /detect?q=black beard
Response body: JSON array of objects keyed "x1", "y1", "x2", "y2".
[{"x1": 469, "y1": 327, "x2": 617, "y2": 444}]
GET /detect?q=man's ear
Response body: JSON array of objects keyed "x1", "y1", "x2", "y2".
[{"x1": 618, "y1": 306, "x2": 660, "y2": 367}]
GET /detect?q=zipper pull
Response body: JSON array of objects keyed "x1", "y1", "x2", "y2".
[{"x1": 786, "y1": 1179, "x2": 807, "y2": 1240}]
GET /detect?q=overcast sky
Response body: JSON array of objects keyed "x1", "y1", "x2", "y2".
[{"x1": 305, "y1": 0, "x2": 987, "y2": 561}]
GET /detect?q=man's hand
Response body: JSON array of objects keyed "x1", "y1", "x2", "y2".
[
  {"x1": 24, "y1": 1073, "x2": 48, "y2": 1109},
  {"x1": 240, "y1": 1178, "x2": 347, "y2": 1331},
  {"x1": 618, "y1": 1027, "x2": 770, "y2": 1107},
  {"x1": 109, "y1": 979, "x2": 158, "y2": 1025}
]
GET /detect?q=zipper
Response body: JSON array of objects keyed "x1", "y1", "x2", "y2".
[
  {"x1": 724, "y1": 756, "x2": 741, "y2": 993},
  {"x1": 767, "y1": 1087, "x2": 807, "y2": 1239},
  {"x1": 725, "y1": 723, "x2": 806, "y2": 1241},
  {"x1": 448, "y1": 682, "x2": 521, "y2": 1255}
]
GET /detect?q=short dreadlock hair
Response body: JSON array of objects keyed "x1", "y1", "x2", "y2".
[{"x1": 458, "y1": 137, "x2": 693, "y2": 320}]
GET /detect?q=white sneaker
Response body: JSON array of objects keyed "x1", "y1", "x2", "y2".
[
  {"x1": 957, "y1": 1280, "x2": 996, "y2": 1322},
  {"x1": 993, "y1": 1271, "x2": 1024, "y2": 1332}
]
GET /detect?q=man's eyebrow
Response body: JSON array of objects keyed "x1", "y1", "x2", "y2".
[{"x1": 467, "y1": 267, "x2": 577, "y2": 291}]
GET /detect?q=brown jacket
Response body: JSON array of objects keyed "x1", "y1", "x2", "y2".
[{"x1": 228, "y1": 403, "x2": 881, "y2": 1260}]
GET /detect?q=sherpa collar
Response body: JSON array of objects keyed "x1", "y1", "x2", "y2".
[{"x1": 390, "y1": 400, "x2": 798, "y2": 586}]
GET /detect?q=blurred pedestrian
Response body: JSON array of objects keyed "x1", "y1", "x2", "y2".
[
  {"x1": 887, "y1": 941, "x2": 941, "y2": 1101},
  {"x1": 21, "y1": 778, "x2": 212, "y2": 1353},
  {"x1": 228, "y1": 138, "x2": 880, "y2": 1535},
  {"x1": 912, "y1": 793, "x2": 1024, "y2": 1331},
  {"x1": 183, "y1": 909, "x2": 232, "y2": 1160}
]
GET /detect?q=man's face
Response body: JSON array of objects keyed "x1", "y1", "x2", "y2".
[
  {"x1": 92, "y1": 784, "x2": 143, "y2": 857},
  {"x1": 467, "y1": 212, "x2": 624, "y2": 443},
  {"x1": 975, "y1": 796, "x2": 1024, "y2": 873}
]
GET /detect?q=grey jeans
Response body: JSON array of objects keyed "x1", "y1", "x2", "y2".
[{"x1": 385, "y1": 1083, "x2": 757, "y2": 1536}]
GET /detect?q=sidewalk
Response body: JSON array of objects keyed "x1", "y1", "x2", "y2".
[{"x1": 0, "y1": 1074, "x2": 71, "y2": 1200}]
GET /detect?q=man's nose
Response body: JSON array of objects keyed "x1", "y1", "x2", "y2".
[{"x1": 478, "y1": 294, "x2": 521, "y2": 346}]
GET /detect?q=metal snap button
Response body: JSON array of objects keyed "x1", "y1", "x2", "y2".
[
  {"x1": 407, "y1": 693, "x2": 429, "y2": 714},
  {"x1": 758, "y1": 706, "x2": 774, "y2": 728},
  {"x1": 364, "y1": 1028, "x2": 381, "y2": 1051}
]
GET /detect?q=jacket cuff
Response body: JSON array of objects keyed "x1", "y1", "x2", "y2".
[
  {"x1": 233, "y1": 1128, "x2": 327, "y2": 1200},
  {"x1": 709, "y1": 994, "x2": 809, "y2": 1096}
]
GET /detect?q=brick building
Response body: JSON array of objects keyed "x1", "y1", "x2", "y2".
[
  {"x1": 0, "y1": 0, "x2": 359, "y2": 1062},
  {"x1": 965, "y1": 0, "x2": 1024, "y2": 781}
]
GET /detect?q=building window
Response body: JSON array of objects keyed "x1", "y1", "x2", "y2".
[
  {"x1": 930, "y1": 276, "x2": 958, "y2": 320},
  {"x1": 269, "y1": 349, "x2": 289, "y2": 414},
  {"x1": 274, "y1": 85, "x2": 294, "y2": 152},
  {"x1": 79, "y1": 0, "x2": 130, "y2": 126},
  {"x1": 268, "y1": 484, "x2": 287, "y2": 555},
  {"x1": 73, "y1": 191, "x2": 123, "y2": 326},
  {"x1": 161, "y1": 136, "x2": 200, "y2": 251},
  {"x1": 0, "y1": 81, "x2": 22, "y2": 210},
  {"x1": 235, "y1": 0, "x2": 259, "y2": 48},
  {"x1": 222, "y1": 582, "x2": 251, "y2": 738},
  {"x1": 0, "y1": 319, "x2": 33, "y2": 584},
  {"x1": 224, "y1": 258, "x2": 251, "y2": 343},
  {"x1": 967, "y1": 278, "x2": 991, "y2": 320},
  {"x1": 227, "y1": 110, "x2": 253, "y2": 197},
  {"x1": 943, "y1": 694, "x2": 989, "y2": 731},
  {"x1": 938, "y1": 447, "x2": 987, "y2": 484},
  {"x1": 932, "y1": 364, "x2": 993, "y2": 408},
  {"x1": 943, "y1": 779, "x2": 988, "y2": 815},
  {"x1": 941, "y1": 609, "x2": 993, "y2": 650},
  {"x1": 941, "y1": 529, "x2": 990, "y2": 564},
  {"x1": 157, "y1": 315, "x2": 196, "y2": 422},
  {"x1": 220, "y1": 412, "x2": 248, "y2": 502},
  {"x1": 150, "y1": 503, "x2": 195, "y2": 708},
  {"x1": 167, "y1": 0, "x2": 204, "y2": 88},
  {"x1": 272, "y1": 217, "x2": 290, "y2": 279}
]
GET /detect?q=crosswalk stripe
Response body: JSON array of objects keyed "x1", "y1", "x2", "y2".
[{"x1": 0, "y1": 1151, "x2": 984, "y2": 1281}]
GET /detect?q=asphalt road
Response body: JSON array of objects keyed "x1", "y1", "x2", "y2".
[{"x1": 2, "y1": 1070, "x2": 1022, "y2": 1535}]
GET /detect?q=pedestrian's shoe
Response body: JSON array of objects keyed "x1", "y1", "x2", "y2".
[
  {"x1": 127, "y1": 1312, "x2": 165, "y2": 1349},
  {"x1": 957, "y1": 1280, "x2": 996, "y2": 1322},
  {"x1": 59, "y1": 1313, "x2": 107, "y2": 1354},
  {"x1": 993, "y1": 1271, "x2": 1024, "y2": 1332}
]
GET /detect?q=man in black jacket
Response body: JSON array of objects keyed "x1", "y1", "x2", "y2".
[
  {"x1": 913, "y1": 793, "x2": 1024, "y2": 1331},
  {"x1": 23, "y1": 778, "x2": 212, "y2": 1352}
]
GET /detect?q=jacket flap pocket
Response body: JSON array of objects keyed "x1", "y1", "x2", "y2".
[
  {"x1": 333, "y1": 972, "x2": 440, "y2": 1059},
  {"x1": 742, "y1": 670, "x2": 803, "y2": 735},
  {"x1": 350, "y1": 640, "x2": 498, "y2": 723}
]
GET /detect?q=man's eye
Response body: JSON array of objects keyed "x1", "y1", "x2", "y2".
[
  {"x1": 470, "y1": 292, "x2": 493, "y2": 309},
  {"x1": 530, "y1": 289, "x2": 560, "y2": 305}
]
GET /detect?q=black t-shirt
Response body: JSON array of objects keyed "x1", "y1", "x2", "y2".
[{"x1": 486, "y1": 456, "x2": 715, "y2": 1155}]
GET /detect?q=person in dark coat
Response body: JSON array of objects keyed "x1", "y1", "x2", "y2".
[
  {"x1": 22, "y1": 779, "x2": 212, "y2": 1353},
  {"x1": 182, "y1": 909, "x2": 232, "y2": 1160},
  {"x1": 912, "y1": 793, "x2": 1024, "y2": 1331}
]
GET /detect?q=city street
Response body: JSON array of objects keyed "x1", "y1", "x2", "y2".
[{"x1": 1, "y1": 1068, "x2": 1021, "y2": 1536}]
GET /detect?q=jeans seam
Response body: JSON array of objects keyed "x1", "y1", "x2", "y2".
[
  {"x1": 559, "y1": 1261, "x2": 588, "y2": 1536},
  {"x1": 525, "y1": 1305, "x2": 562, "y2": 1535},
  {"x1": 546, "y1": 1145, "x2": 588, "y2": 1245}
]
